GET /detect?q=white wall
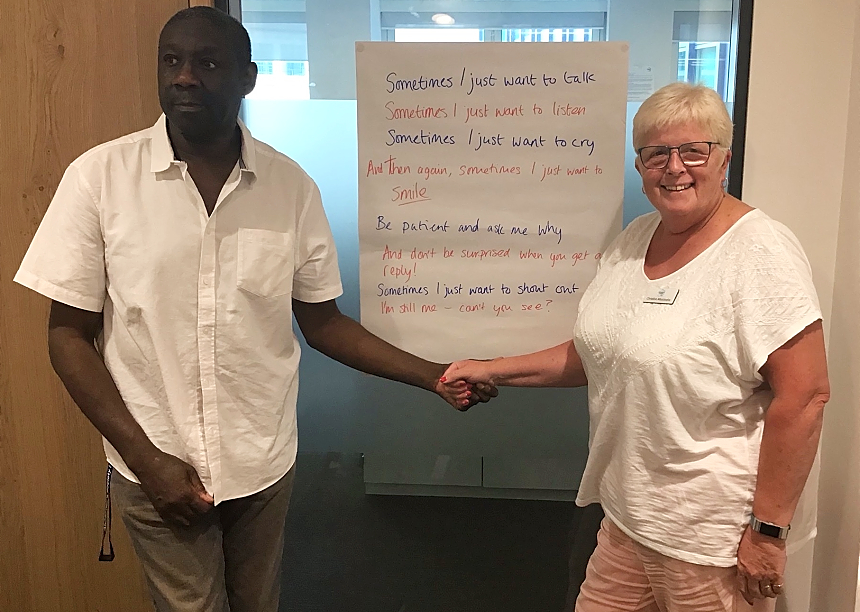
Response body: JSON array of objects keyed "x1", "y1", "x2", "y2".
[
  {"x1": 811, "y1": 1, "x2": 860, "y2": 608},
  {"x1": 744, "y1": 0, "x2": 860, "y2": 610}
]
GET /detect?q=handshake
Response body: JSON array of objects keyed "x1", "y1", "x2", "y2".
[{"x1": 434, "y1": 358, "x2": 500, "y2": 411}]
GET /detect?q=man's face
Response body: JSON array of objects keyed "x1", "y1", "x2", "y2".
[{"x1": 157, "y1": 17, "x2": 256, "y2": 143}]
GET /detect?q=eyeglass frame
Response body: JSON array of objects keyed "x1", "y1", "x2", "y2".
[{"x1": 635, "y1": 141, "x2": 720, "y2": 169}]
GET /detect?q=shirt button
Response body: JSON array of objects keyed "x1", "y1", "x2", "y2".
[{"x1": 202, "y1": 277, "x2": 210, "y2": 287}]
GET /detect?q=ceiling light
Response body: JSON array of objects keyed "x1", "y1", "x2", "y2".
[{"x1": 431, "y1": 13, "x2": 455, "y2": 26}]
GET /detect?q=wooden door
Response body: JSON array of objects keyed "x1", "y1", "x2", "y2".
[{"x1": 0, "y1": 1, "x2": 188, "y2": 610}]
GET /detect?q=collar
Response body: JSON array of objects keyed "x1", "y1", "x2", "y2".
[{"x1": 149, "y1": 114, "x2": 257, "y2": 175}]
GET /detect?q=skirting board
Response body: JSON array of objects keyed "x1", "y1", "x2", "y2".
[
  {"x1": 362, "y1": 452, "x2": 586, "y2": 501},
  {"x1": 364, "y1": 482, "x2": 579, "y2": 502}
]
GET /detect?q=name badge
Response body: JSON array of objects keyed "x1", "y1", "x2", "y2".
[{"x1": 643, "y1": 287, "x2": 679, "y2": 305}]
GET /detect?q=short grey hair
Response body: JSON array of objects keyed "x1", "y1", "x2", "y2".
[{"x1": 632, "y1": 82, "x2": 734, "y2": 151}]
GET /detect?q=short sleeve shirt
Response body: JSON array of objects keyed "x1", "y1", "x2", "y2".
[
  {"x1": 15, "y1": 116, "x2": 343, "y2": 502},
  {"x1": 572, "y1": 209, "x2": 821, "y2": 566}
]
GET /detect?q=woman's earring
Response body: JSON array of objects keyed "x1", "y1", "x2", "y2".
[{"x1": 721, "y1": 178, "x2": 728, "y2": 190}]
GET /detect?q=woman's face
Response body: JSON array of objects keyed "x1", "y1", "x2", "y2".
[{"x1": 635, "y1": 123, "x2": 731, "y2": 233}]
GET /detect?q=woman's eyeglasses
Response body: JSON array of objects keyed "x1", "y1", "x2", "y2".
[{"x1": 636, "y1": 141, "x2": 717, "y2": 169}]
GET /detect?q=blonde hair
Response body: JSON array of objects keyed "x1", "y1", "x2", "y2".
[{"x1": 632, "y1": 82, "x2": 734, "y2": 151}]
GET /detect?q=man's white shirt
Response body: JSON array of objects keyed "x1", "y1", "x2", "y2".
[{"x1": 15, "y1": 115, "x2": 343, "y2": 502}]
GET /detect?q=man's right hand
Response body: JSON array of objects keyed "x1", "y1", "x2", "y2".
[
  {"x1": 134, "y1": 451, "x2": 214, "y2": 526},
  {"x1": 47, "y1": 302, "x2": 215, "y2": 526}
]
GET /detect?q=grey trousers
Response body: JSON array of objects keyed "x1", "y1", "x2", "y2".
[{"x1": 112, "y1": 467, "x2": 295, "y2": 612}]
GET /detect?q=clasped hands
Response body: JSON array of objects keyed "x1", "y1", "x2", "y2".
[{"x1": 434, "y1": 359, "x2": 498, "y2": 410}]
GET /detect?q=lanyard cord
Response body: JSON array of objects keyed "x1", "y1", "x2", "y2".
[{"x1": 99, "y1": 464, "x2": 115, "y2": 562}]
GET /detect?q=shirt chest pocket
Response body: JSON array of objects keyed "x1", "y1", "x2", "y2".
[{"x1": 236, "y1": 229, "x2": 294, "y2": 299}]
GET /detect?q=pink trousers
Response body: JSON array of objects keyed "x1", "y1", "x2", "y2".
[{"x1": 575, "y1": 519, "x2": 776, "y2": 612}]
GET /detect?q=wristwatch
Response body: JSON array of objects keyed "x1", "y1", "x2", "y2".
[{"x1": 750, "y1": 514, "x2": 791, "y2": 540}]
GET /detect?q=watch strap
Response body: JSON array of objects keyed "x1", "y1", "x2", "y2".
[{"x1": 750, "y1": 514, "x2": 790, "y2": 540}]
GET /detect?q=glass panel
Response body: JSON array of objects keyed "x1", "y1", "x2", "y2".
[
  {"x1": 394, "y1": 28, "x2": 483, "y2": 42},
  {"x1": 238, "y1": 0, "x2": 745, "y2": 476}
]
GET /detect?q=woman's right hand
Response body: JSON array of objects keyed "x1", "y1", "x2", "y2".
[{"x1": 442, "y1": 359, "x2": 499, "y2": 386}]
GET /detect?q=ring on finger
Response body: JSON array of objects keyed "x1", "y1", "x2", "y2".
[{"x1": 761, "y1": 583, "x2": 775, "y2": 597}]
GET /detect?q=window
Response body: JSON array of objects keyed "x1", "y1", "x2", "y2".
[
  {"x1": 245, "y1": 60, "x2": 310, "y2": 100},
  {"x1": 673, "y1": 11, "x2": 733, "y2": 103},
  {"x1": 382, "y1": 11, "x2": 607, "y2": 44},
  {"x1": 393, "y1": 28, "x2": 483, "y2": 42},
  {"x1": 499, "y1": 27, "x2": 601, "y2": 42},
  {"x1": 242, "y1": 9, "x2": 308, "y2": 99},
  {"x1": 677, "y1": 42, "x2": 730, "y2": 101},
  {"x1": 234, "y1": 0, "x2": 753, "y2": 482},
  {"x1": 391, "y1": 26, "x2": 603, "y2": 44},
  {"x1": 285, "y1": 61, "x2": 306, "y2": 76}
]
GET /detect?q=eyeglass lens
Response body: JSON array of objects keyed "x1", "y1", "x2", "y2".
[{"x1": 640, "y1": 142, "x2": 712, "y2": 168}]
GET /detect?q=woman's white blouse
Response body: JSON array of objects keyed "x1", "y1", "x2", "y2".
[{"x1": 573, "y1": 209, "x2": 821, "y2": 566}]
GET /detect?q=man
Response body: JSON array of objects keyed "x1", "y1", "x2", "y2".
[{"x1": 15, "y1": 7, "x2": 492, "y2": 612}]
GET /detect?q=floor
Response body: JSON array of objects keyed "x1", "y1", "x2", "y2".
[{"x1": 279, "y1": 453, "x2": 603, "y2": 612}]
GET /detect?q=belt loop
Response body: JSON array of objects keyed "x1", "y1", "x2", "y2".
[{"x1": 99, "y1": 464, "x2": 115, "y2": 562}]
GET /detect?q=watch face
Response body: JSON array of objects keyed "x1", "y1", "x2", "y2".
[
  {"x1": 758, "y1": 523, "x2": 782, "y2": 538},
  {"x1": 752, "y1": 516, "x2": 790, "y2": 540}
]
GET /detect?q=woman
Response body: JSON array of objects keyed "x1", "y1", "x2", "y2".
[{"x1": 442, "y1": 82, "x2": 829, "y2": 612}]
